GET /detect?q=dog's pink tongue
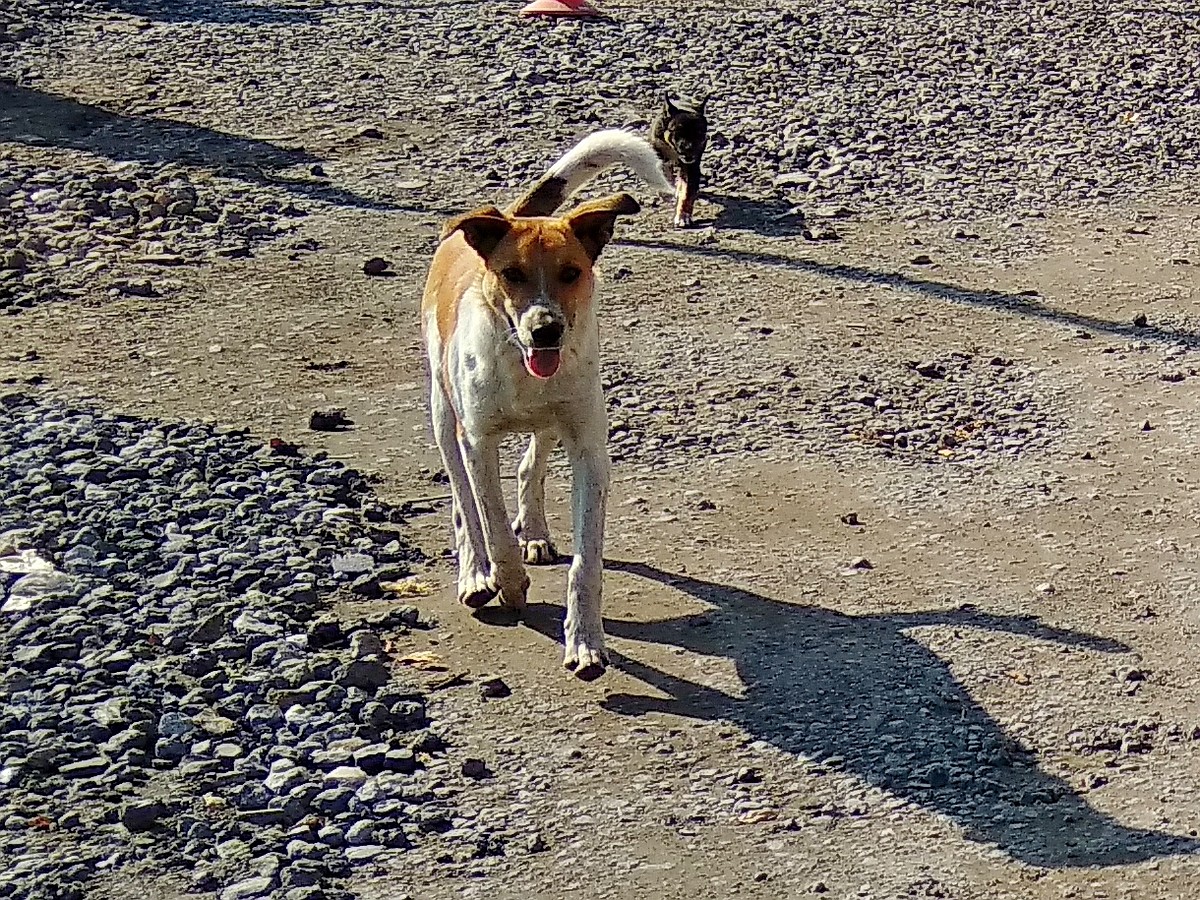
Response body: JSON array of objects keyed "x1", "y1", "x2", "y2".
[{"x1": 525, "y1": 348, "x2": 561, "y2": 379}]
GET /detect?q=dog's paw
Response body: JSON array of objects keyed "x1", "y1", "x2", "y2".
[
  {"x1": 493, "y1": 569, "x2": 530, "y2": 612},
  {"x1": 458, "y1": 571, "x2": 497, "y2": 609},
  {"x1": 513, "y1": 515, "x2": 555, "y2": 566},
  {"x1": 520, "y1": 538, "x2": 557, "y2": 566},
  {"x1": 563, "y1": 633, "x2": 608, "y2": 682}
]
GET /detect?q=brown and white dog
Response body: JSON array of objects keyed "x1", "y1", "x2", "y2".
[{"x1": 420, "y1": 130, "x2": 673, "y2": 680}]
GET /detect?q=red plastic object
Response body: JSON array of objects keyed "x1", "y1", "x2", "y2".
[{"x1": 520, "y1": 0, "x2": 600, "y2": 17}]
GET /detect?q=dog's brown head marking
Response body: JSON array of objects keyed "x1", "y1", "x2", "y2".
[
  {"x1": 440, "y1": 205, "x2": 510, "y2": 258},
  {"x1": 658, "y1": 93, "x2": 709, "y2": 166},
  {"x1": 441, "y1": 192, "x2": 639, "y2": 330},
  {"x1": 563, "y1": 192, "x2": 641, "y2": 261},
  {"x1": 432, "y1": 193, "x2": 639, "y2": 378}
]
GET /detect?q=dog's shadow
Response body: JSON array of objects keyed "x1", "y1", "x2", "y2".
[
  {"x1": 515, "y1": 558, "x2": 1198, "y2": 869},
  {"x1": 692, "y1": 190, "x2": 815, "y2": 237}
]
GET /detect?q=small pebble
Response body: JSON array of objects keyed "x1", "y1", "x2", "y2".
[{"x1": 478, "y1": 675, "x2": 511, "y2": 699}]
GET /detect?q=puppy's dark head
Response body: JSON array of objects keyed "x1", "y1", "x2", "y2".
[{"x1": 662, "y1": 93, "x2": 709, "y2": 165}]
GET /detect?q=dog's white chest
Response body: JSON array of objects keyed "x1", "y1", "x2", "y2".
[{"x1": 443, "y1": 301, "x2": 599, "y2": 437}]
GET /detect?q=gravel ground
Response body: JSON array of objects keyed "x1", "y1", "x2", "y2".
[
  {"x1": 0, "y1": 153, "x2": 307, "y2": 313},
  {"x1": 6, "y1": 1, "x2": 1200, "y2": 232},
  {"x1": 0, "y1": 393, "x2": 509, "y2": 900},
  {"x1": 599, "y1": 339, "x2": 1056, "y2": 467},
  {"x1": 6, "y1": 1, "x2": 1200, "y2": 898}
]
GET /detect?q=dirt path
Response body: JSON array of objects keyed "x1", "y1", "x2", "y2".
[
  {"x1": 7, "y1": 2, "x2": 1200, "y2": 898},
  {"x1": 9, "y1": 188, "x2": 1200, "y2": 897}
]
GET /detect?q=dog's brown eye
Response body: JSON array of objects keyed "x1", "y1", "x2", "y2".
[
  {"x1": 501, "y1": 266, "x2": 526, "y2": 284},
  {"x1": 560, "y1": 266, "x2": 581, "y2": 284}
]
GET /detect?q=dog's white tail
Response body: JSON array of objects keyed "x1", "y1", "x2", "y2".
[{"x1": 508, "y1": 129, "x2": 675, "y2": 217}]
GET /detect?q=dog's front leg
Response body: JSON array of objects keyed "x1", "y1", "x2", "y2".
[
  {"x1": 513, "y1": 430, "x2": 558, "y2": 565},
  {"x1": 674, "y1": 164, "x2": 700, "y2": 229},
  {"x1": 560, "y1": 410, "x2": 611, "y2": 681},
  {"x1": 459, "y1": 432, "x2": 529, "y2": 611},
  {"x1": 430, "y1": 383, "x2": 494, "y2": 608}
]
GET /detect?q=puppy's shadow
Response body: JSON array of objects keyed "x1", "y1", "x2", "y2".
[
  {"x1": 472, "y1": 552, "x2": 571, "y2": 628},
  {"x1": 696, "y1": 190, "x2": 815, "y2": 237},
  {"x1": 472, "y1": 606, "x2": 524, "y2": 628},
  {"x1": 515, "y1": 558, "x2": 1200, "y2": 870}
]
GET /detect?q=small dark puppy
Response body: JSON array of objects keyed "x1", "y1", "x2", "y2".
[{"x1": 651, "y1": 93, "x2": 709, "y2": 228}]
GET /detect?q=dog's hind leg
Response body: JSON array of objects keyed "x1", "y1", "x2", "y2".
[
  {"x1": 431, "y1": 385, "x2": 495, "y2": 609},
  {"x1": 513, "y1": 430, "x2": 558, "y2": 565},
  {"x1": 459, "y1": 432, "x2": 529, "y2": 611},
  {"x1": 559, "y1": 400, "x2": 611, "y2": 681}
]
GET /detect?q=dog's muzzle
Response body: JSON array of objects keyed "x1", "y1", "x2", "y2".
[
  {"x1": 530, "y1": 321, "x2": 563, "y2": 348},
  {"x1": 513, "y1": 310, "x2": 565, "y2": 380}
]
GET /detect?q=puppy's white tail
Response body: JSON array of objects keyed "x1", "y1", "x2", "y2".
[{"x1": 508, "y1": 129, "x2": 675, "y2": 218}]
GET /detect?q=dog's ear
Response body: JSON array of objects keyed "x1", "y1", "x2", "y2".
[
  {"x1": 565, "y1": 193, "x2": 641, "y2": 261},
  {"x1": 694, "y1": 92, "x2": 709, "y2": 113},
  {"x1": 440, "y1": 206, "x2": 511, "y2": 259},
  {"x1": 664, "y1": 94, "x2": 679, "y2": 117}
]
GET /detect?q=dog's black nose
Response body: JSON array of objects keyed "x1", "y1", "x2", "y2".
[{"x1": 530, "y1": 322, "x2": 563, "y2": 348}]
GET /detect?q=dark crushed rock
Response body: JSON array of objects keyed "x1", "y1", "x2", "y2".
[
  {"x1": 361, "y1": 257, "x2": 391, "y2": 277},
  {"x1": 477, "y1": 675, "x2": 511, "y2": 700},
  {"x1": 0, "y1": 393, "x2": 496, "y2": 900},
  {"x1": 308, "y1": 409, "x2": 353, "y2": 433}
]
